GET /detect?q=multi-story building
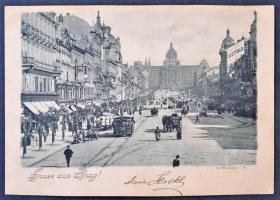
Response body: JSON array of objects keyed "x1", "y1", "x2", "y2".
[
  {"x1": 206, "y1": 66, "x2": 220, "y2": 99},
  {"x1": 56, "y1": 13, "x2": 101, "y2": 106},
  {"x1": 22, "y1": 11, "x2": 123, "y2": 114},
  {"x1": 218, "y1": 12, "x2": 257, "y2": 114},
  {"x1": 21, "y1": 12, "x2": 61, "y2": 114},
  {"x1": 147, "y1": 42, "x2": 206, "y2": 97},
  {"x1": 100, "y1": 14, "x2": 122, "y2": 103}
]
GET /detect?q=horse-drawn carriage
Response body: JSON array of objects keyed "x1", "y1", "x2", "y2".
[
  {"x1": 112, "y1": 116, "x2": 135, "y2": 137},
  {"x1": 151, "y1": 108, "x2": 158, "y2": 116},
  {"x1": 199, "y1": 107, "x2": 208, "y2": 117},
  {"x1": 162, "y1": 113, "x2": 182, "y2": 140}
]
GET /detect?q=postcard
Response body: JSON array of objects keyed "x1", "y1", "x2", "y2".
[{"x1": 5, "y1": 5, "x2": 274, "y2": 196}]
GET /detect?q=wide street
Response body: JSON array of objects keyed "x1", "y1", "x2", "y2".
[{"x1": 29, "y1": 109, "x2": 256, "y2": 168}]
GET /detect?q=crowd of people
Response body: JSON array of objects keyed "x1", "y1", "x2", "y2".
[{"x1": 20, "y1": 101, "x2": 142, "y2": 156}]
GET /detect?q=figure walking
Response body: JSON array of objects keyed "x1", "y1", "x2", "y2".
[
  {"x1": 61, "y1": 119, "x2": 66, "y2": 140},
  {"x1": 195, "y1": 114, "x2": 200, "y2": 123},
  {"x1": 173, "y1": 155, "x2": 180, "y2": 167},
  {"x1": 64, "y1": 145, "x2": 74, "y2": 167},
  {"x1": 154, "y1": 126, "x2": 161, "y2": 141}
]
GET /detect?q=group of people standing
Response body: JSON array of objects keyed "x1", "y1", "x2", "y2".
[{"x1": 21, "y1": 116, "x2": 59, "y2": 156}]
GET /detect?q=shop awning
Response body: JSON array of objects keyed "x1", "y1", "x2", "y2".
[
  {"x1": 23, "y1": 102, "x2": 40, "y2": 115},
  {"x1": 23, "y1": 101, "x2": 60, "y2": 115},
  {"x1": 45, "y1": 101, "x2": 60, "y2": 110}
]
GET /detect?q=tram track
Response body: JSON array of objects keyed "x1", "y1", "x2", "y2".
[
  {"x1": 102, "y1": 109, "x2": 174, "y2": 166},
  {"x1": 85, "y1": 113, "x2": 149, "y2": 167}
]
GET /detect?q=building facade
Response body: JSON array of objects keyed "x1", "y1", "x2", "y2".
[
  {"x1": 219, "y1": 12, "x2": 257, "y2": 114},
  {"x1": 147, "y1": 43, "x2": 206, "y2": 96},
  {"x1": 21, "y1": 12, "x2": 60, "y2": 103},
  {"x1": 21, "y1": 11, "x2": 123, "y2": 114},
  {"x1": 56, "y1": 12, "x2": 103, "y2": 106}
]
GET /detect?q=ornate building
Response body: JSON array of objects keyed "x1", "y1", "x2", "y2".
[
  {"x1": 21, "y1": 12, "x2": 61, "y2": 114},
  {"x1": 147, "y1": 43, "x2": 205, "y2": 95},
  {"x1": 218, "y1": 12, "x2": 257, "y2": 115},
  {"x1": 99, "y1": 12, "x2": 122, "y2": 102},
  {"x1": 55, "y1": 12, "x2": 106, "y2": 106},
  {"x1": 21, "y1": 11, "x2": 123, "y2": 114}
]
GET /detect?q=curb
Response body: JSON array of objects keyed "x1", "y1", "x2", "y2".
[{"x1": 224, "y1": 114, "x2": 256, "y2": 124}]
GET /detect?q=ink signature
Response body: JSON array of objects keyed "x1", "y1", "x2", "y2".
[{"x1": 124, "y1": 170, "x2": 186, "y2": 195}]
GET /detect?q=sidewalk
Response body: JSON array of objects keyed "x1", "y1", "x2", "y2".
[
  {"x1": 22, "y1": 111, "x2": 146, "y2": 167},
  {"x1": 22, "y1": 130, "x2": 73, "y2": 167}
]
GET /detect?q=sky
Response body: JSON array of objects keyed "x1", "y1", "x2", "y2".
[{"x1": 66, "y1": 6, "x2": 256, "y2": 67}]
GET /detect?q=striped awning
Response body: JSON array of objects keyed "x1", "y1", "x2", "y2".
[{"x1": 23, "y1": 101, "x2": 60, "y2": 115}]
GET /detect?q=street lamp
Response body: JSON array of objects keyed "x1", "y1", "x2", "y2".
[{"x1": 73, "y1": 59, "x2": 87, "y2": 137}]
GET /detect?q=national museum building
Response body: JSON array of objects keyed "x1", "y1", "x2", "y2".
[{"x1": 147, "y1": 43, "x2": 208, "y2": 92}]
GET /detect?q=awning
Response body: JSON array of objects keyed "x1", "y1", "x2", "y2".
[
  {"x1": 23, "y1": 101, "x2": 60, "y2": 115},
  {"x1": 44, "y1": 101, "x2": 54, "y2": 109},
  {"x1": 23, "y1": 102, "x2": 40, "y2": 115},
  {"x1": 46, "y1": 101, "x2": 60, "y2": 110},
  {"x1": 31, "y1": 102, "x2": 49, "y2": 113}
]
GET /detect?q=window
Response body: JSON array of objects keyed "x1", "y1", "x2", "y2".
[
  {"x1": 47, "y1": 79, "x2": 50, "y2": 92},
  {"x1": 60, "y1": 90, "x2": 64, "y2": 101},
  {"x1": 22, "y1": 74, "x2": 26, "y2": 91},
  {"x1": 39, "y1": 78, "x2": 43, "y2": 92},
  {"x1": 35, "y1": 76, "x2": 39, "y2": 92},
  {"x1": 43, "y1": 78, "x2": 47, "y2": 92}
]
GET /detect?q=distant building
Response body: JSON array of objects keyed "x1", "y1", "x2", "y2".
[
  {"x1": 206, "y1": 66, "x2": 220, "y2": 99},
  {"x1": 147, "y1": 42, "x2": 206, "y2": 96}
]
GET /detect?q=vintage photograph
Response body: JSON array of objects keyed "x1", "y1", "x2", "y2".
[
  {"x1": 5, "y1": 5, "x2": 274, "y2": 196},
  {"x1": 19, "y1": 8, "x2": 258, "y2": 168}
]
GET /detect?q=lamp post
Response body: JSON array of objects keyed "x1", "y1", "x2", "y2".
[{"x1": 74, "y1": 59, "x2": 87, "y2": 138}]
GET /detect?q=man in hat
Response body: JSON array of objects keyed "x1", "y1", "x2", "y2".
[
  {"x1": 64, "y1": 145, "x2": 74, "y2": 167},
  {"x1": 173, "y1": 155, "x2": 180, "y2": 167}
]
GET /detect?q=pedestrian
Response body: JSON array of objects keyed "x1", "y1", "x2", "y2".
[
  {"x1": 154, "y1": 126, "x2": 161, "y2": 141},
  {"x1": 82, "y1": 118, "x2": 87, "y2": 143},
  {"x1": 64, "y1": 145, "x2": 74, "y2": 167},
  {"x1": 195, "y1": 114, "x2": 200, "y2": 123},
  {"x1": 172, "y1": 155, "x2": 180, "y2": 167},
  {"x1": 61, "y1": 119, "x2": 66, "y2": 140},
  {"x1": 51, "y1": 123, "x2": 56, "y2": 144},
  {"x1": 37, "y1": 124, "x2": 43, "y2": 150}
]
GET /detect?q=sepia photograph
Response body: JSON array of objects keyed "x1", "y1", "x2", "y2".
[{"x1": 5, "y1": 5, "x2": 274, "y2": 196}]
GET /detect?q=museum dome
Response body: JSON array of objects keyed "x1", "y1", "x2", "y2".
[
  {"x1": 222, "y1": 29, "x2": 234, "y2": 49},
  {"x1": 166, "y1": 42, "x2": 178, "y2": 60}
]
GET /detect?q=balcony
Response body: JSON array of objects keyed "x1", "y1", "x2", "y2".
[{"x1": 22, "y1": 56, "x2": 35, "y2": 66}]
